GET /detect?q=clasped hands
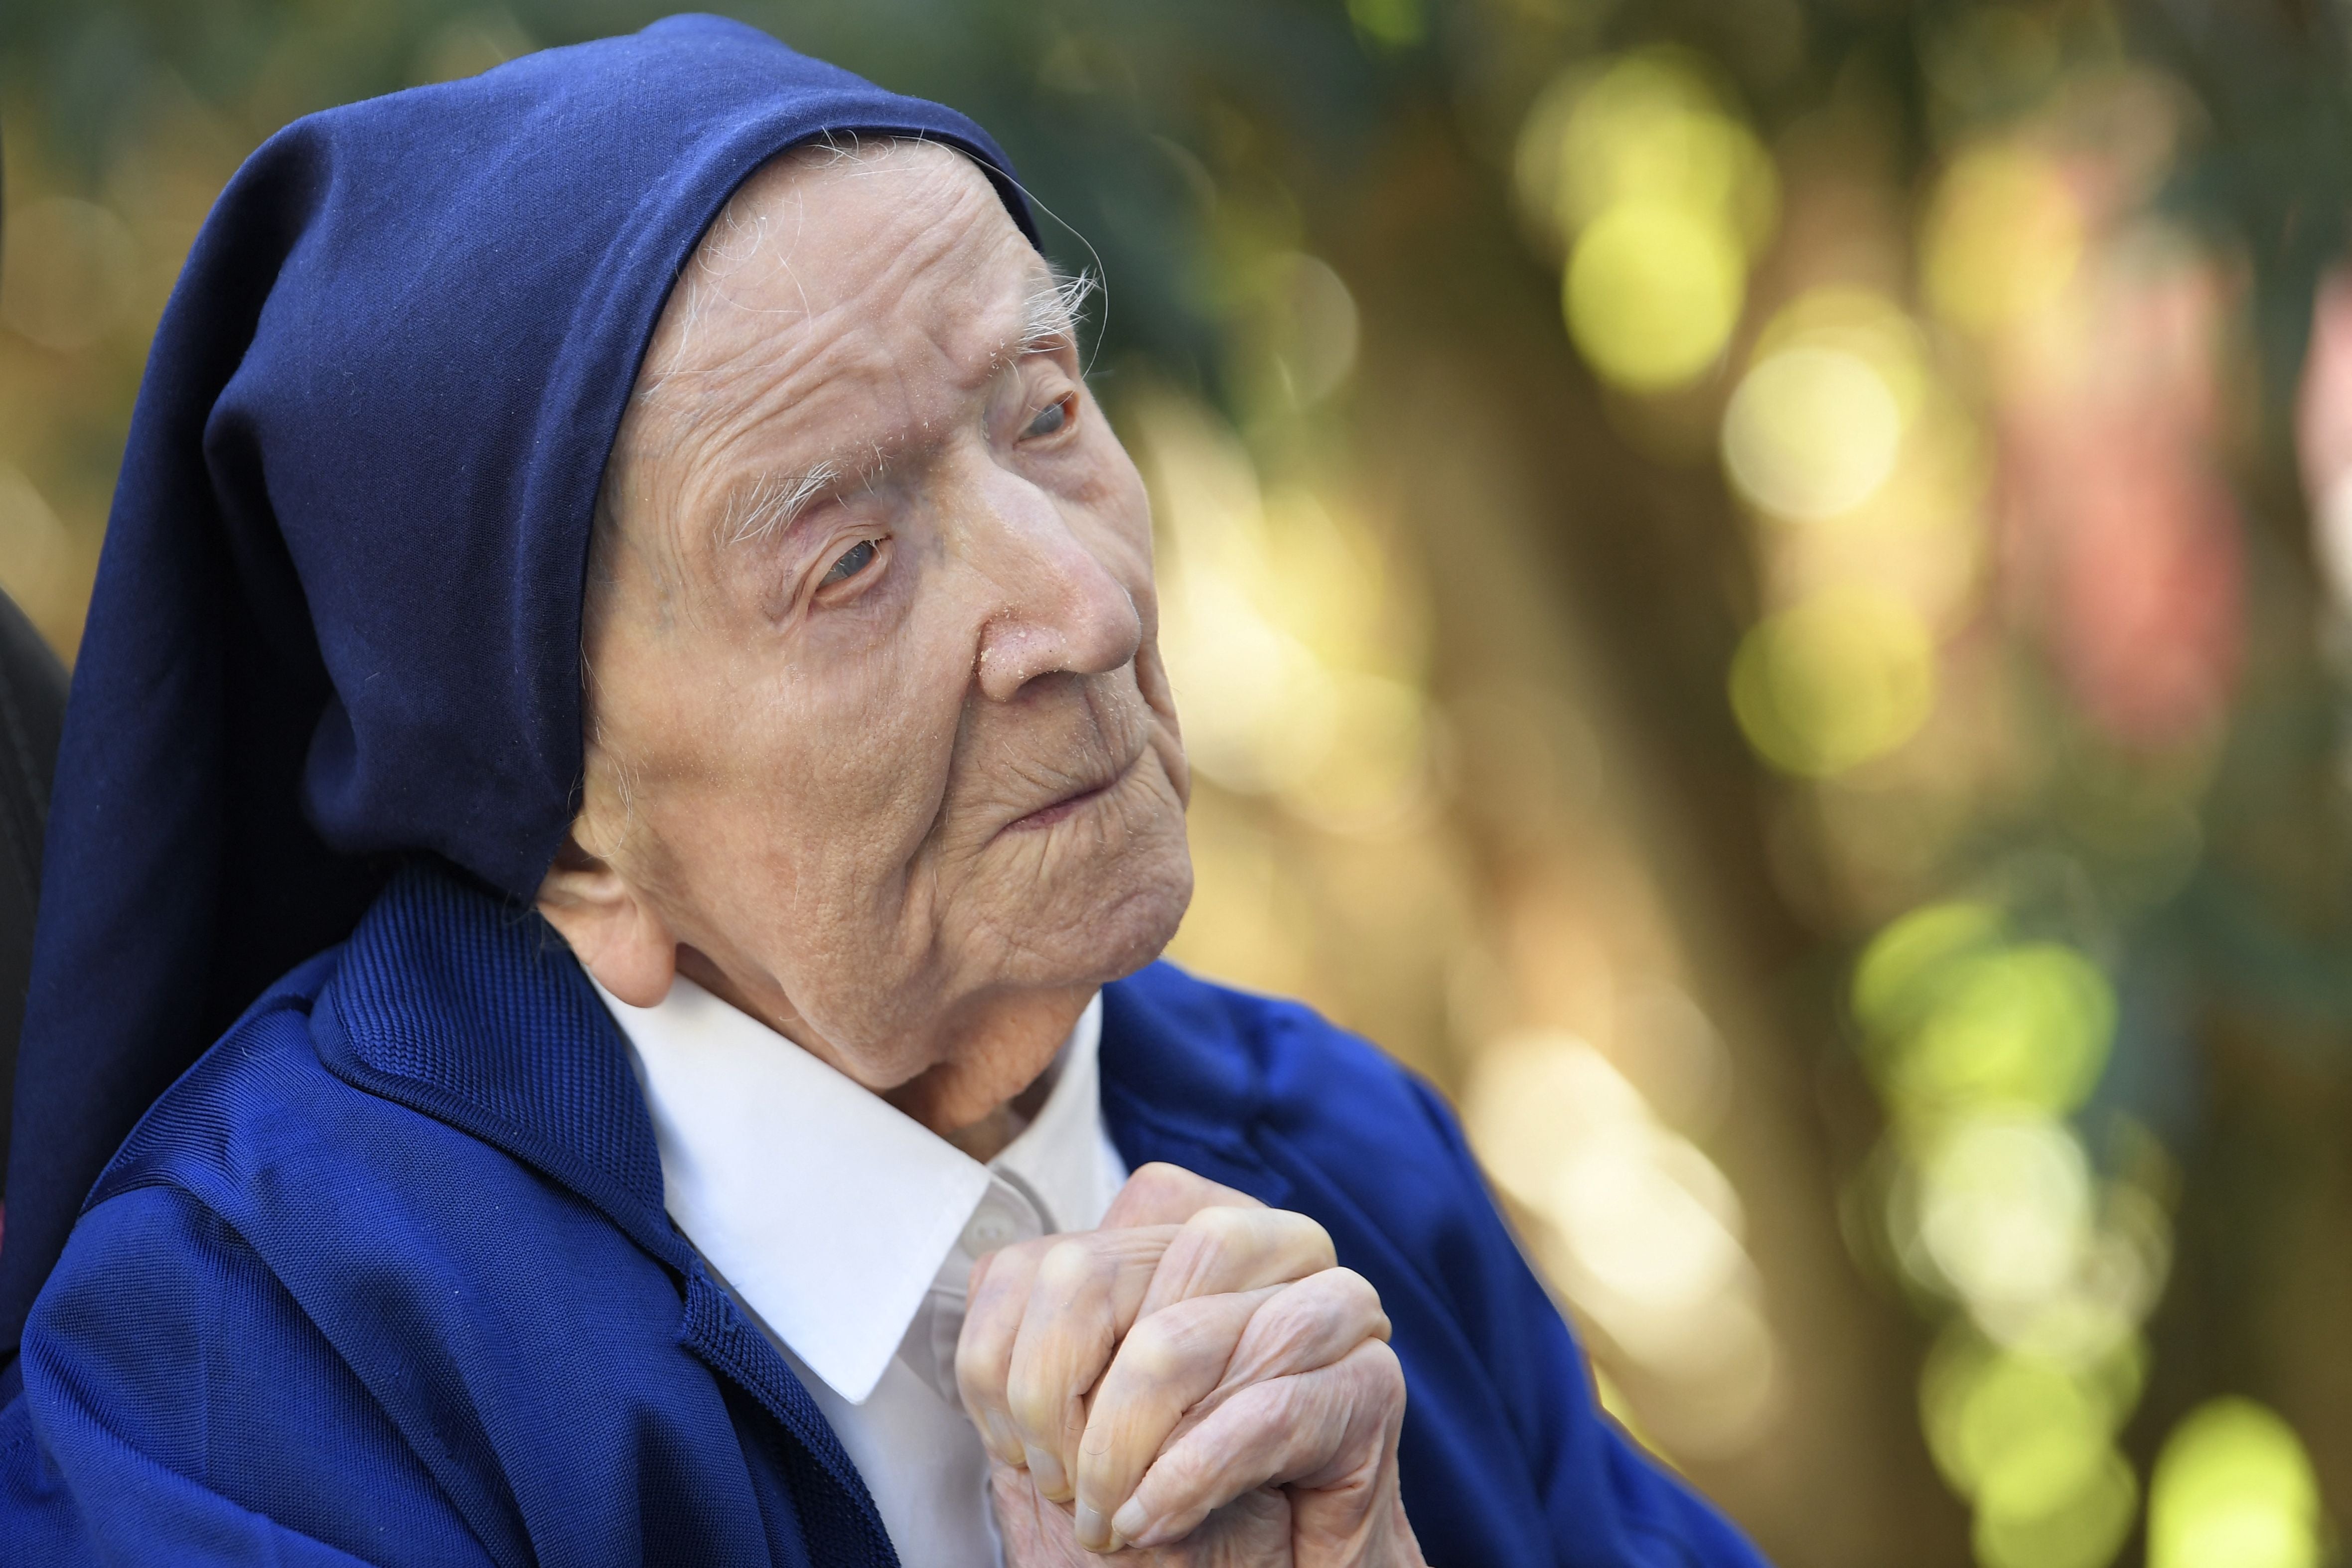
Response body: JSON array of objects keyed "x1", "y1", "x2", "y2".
[{"x1": 955, "y1": 1163, "x2": 1428, "y2": 1566}]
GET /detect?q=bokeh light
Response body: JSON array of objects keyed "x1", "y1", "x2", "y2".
[
  {"x1": 1137, "y1": 394, "x2": 1434, "y2": 835},
  {"x1": 1565, "y1": 203, "x2": 1747, "y2": 393},
  {"x1": 1923, "y1": 144, "x2": 2086, "y2": 334},
  {"x1": 2148, "y1": 1399, "x2": 2324, "y2": 1568},
  {"x1": 1729, "y1": 587, "x2": 1936, "y2": 776},
  {"x1": 1916, "y1": 1115, "x2": 2093, "y2": 1310},
  {"x1": 1518, "y1": 49, "x2": 1774, "y2": 394},
  {"x1": 1543, "y1": 50, "x2": 1775, "y2": 244},
  {"x1": 1722, "y1": 346, "x2": 1905, "y2": 521},
  {"x1": 1921, "y1": 1325, "x2": 2143, "y2": 1568},
  {"x1": 1464, "y1": 1030, "x2": 1780, "y2": 1457},
  {"x1": 1855, "y1": 904, "x2": 2116, "y2": 1120}
]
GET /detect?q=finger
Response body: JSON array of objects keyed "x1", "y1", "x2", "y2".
[
  {"x1": 1002, "y1": 1229, "x2": 1181, "y2": 1499},
  {"x1": 1101, "y1": 1161, "x2": 1266, "y2": 1229},
  {"x1": 1201, "y1": 1267, "x2": 1392, "y2": 1409},
  {"x1": 959, "y1": 1236, "x2": 1053, "y2": 1465},
  {"x1": 961, "y1": 1203, "x2": 1336, "y2": 1496},
  {"x1": 1112, "y1": 1339, "x2": 1408, "y2": 1551},
  {"x1": 1137, "y1": 1204, "x2": 1337, "y2": 1318},
  {"x1": 1074, "y1": 1269, "x2": 1388, "y2": 1551},
  {"x1": 1067, "y1": 1287, "x2": 1276, "y2": 1550},
  {"x1": 960, "y1": 1231, "x2": 1173, "y2": 1465}
]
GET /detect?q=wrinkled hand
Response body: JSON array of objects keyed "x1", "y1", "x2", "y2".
[{"x1": 956, "y1": 1163, "x2": 1425, "y2": 1565}]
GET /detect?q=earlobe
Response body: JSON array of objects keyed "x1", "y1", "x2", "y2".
[{"x1": 534, "y1": 836, "x2": 680, "y2": 1007}]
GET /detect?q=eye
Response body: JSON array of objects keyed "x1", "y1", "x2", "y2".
[
  {"x1": 1024, "y1": 395, "x2": 1072, "y2": 439},
  {"x1": 820, "y1": 539, "x2": 879, "y2": 586}
]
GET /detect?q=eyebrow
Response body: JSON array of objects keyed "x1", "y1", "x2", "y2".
[
  {"x1": 715, "y1": 458, "x2": 854, "y2": 549},
  {"x1": 716, "y1": 265, "x2": 1096, "y2": 552},
  {"x1": 1012, "y1": 265, "x2": 1096, "y2": 362}
]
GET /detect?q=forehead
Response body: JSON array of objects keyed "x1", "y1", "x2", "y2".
[{"x1": 644, "y1": 143, "x2": 1041, "y2": 424}]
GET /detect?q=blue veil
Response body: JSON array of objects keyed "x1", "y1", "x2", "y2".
[{"x1": 0, "y1": 14, "x2": 1037, "y2": 1362}]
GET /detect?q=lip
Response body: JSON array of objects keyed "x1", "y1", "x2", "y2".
[{"x1": 1003, "y1": 752, "x2": 1137, "y2": 834}]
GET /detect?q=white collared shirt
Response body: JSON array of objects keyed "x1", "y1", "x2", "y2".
[{"x1": 596, "y1": 976, "x2": 1127, "y2": 1568}]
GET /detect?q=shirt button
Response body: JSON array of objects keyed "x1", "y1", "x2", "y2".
[{"x1": 961, "y1": 1193, "x2": 1027, "y2": 1256}]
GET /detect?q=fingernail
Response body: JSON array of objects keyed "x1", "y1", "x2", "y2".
[
  {"x1": 984, "y1": 1410, "x2": 1021, "y2": 1463},
  {"x1": 1112, "y1": 1499, "x2": 1149, "y2": 1543},
  {"x1": 1074, "y1": 1503, "x2": 1110, "y2": 1551},
  {"x1": 1025, "y1": 1443, "x2": 1070, "y2": 1500}
]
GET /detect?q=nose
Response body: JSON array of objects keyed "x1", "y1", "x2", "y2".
[{"x1": 966, "y1": 469, "x2": 1142, "y2": 703}]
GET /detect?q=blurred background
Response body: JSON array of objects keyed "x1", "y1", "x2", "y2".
[{"x1": 7, "y1": 0, "x2": 2352, "y2": 1564}]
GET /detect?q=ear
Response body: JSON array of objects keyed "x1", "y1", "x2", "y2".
[{"x1": 535, "y1": 833, "x2": 680, "y2": 1007}]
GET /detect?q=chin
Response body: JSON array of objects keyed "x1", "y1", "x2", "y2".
[{"x1": 1054, "y1": 818, "x2": 1195, "y2": 987}]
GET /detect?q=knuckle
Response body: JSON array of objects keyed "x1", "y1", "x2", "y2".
[
  {"x1": 1181, "y1": 1204, "x2": 1253, "y2": 1247},
  {"x1": 1005, "y1": 1372, "x2": 1057, "y2": 1434},
  {"x1": 1131, "y1": 1162, "x2": 1191, "y2": 1200},
  {"x1": 1116, "y1": 1316, "x2": 1185, "y2": 1385},
  {"x1": 1036, "y1": 1238, "x2": 1096, "y2": 1292},
  {"x1": 1325, "y1": 1267, "x2": 1390, "y2": 1329},
  {"x1": 1281, "y1": 1211, "x2": 1338, "y2": 1264},
  {"x1": 1353, "y1": 1338, "x2": 1407, "y2": 1401},
  {"x1": 1151, "y1": 1435, "x2": 1217, "y2": 1493},
  {"x1": 996, "y1": 1235, "x2": 1054, "y2": 1272}
]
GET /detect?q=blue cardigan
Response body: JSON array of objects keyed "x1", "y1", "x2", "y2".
[{"x1": 0, "y1": 864, "x2": 1765, "y2": 1566}]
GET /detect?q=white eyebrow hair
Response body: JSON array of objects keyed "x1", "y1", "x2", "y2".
[
  {"x1": 1015, "y1": 264, "x2": 1097, "y2": 361},
  {"x1": 717, "y1": 460, "x2": 840, "y2": 549}
]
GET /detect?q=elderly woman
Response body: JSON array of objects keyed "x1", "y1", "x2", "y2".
[{"x1": 0, "y1": 19, "x2": 1765, "y2": 1568}]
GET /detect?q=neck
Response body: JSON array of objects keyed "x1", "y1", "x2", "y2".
[
  {"x1": 880, "y1": 983, "x2": 1092, "y2": 1141},
  {"x1": 672, "y1": 944, "x2": 1090, "y2": 1145},
  {"x1": 937, "y1": 1055, "x2": 1062, "y2": 1163}
]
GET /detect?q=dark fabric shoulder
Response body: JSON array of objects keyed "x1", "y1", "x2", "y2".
[
  {"x1": 6, "y1": 1182, "x2": 482, "y2": 1566},
  {"x1": 87, "y1": 947, "x2": 349, "y2": 1216},
  {"x1": 1101, "y1": 960, "x2": 1472, "y2": 1238},
  {"x1": 16, "y1": 900, "x2": 789, "y2": 1566}
]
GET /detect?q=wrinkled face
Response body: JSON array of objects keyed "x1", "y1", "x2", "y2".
[{"x1": 557, "y1": 141, "x2": 1191, "y2": 1134}]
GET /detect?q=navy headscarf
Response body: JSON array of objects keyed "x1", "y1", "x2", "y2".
[{"x1": 0, "y1": 14, "x2": 1038, "y2": 1359}]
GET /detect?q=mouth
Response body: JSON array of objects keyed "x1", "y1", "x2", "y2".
[{"x1": 1003, "y1": 752, "x2": 1137, "y2": 834}]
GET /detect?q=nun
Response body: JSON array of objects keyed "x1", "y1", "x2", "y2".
[{"x1": 0, "y1": 17, "x2": 1769, "y2": 1567}]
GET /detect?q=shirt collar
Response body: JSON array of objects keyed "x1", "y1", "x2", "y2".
[{"x1": 596, "y1": 975, "x2": 1105, "y2": 1406}]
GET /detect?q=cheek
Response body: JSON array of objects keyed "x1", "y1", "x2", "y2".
[{"x1": 737, "y1": 605, "x2": 974, "y2": 869}]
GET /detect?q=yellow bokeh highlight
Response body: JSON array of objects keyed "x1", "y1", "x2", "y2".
[
  {"x1": 1729, "y1": 587, "x2": 1935, "y2": 776},
  {"x1": 1901, "y1": 946, "x2": 2116, "y2": 1115},
  {"x1": 1855, "y1": 901, "x2": 2005, "y2": 1037},
  {"x1": 1923, "y1": 144, "x2": 2086, "y2": 333},
  {"x1": 1923, "y1": 1334, "x2": 2141, "y2": 1568},
  {"x1": 1547, "y1": 51, "x2": 1778, "y2": 252},
  {"x1": 1137, "y1": 393, "x2": 1434, "y2": 834},
  {"x1": 1566, "y1": 204, "x2": 1747, "y2": 393},
  {"x1": 1519, "y1": 49, "x2": 1775, "y2": 394},
  {"x1": 2149, "y1": 1399, "x2": 2325, "y2": 1568},
  {"x1": 1974, "y1": 1451, "x2": 2137, "y2": 1568},
  {"x1": 1721, "y1": 346, "x2": 1906, "y2": 520},
  {"x1": 1916, "y1": 1114, "x2": 2093, "y2": 1311},
  {"x1": 1345, "y1": 0, "x2": 1424, "y2": 48},
  {"x1": 1750, "y1": 287, "x2": 1932, "y2": 418},
  {"x1": 1854, "y1": 903, "x2": 2116, "y2": 1119},
  {"x1": 1464, "y1": 1030, "x2": 1782, "y2": 1455}
]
